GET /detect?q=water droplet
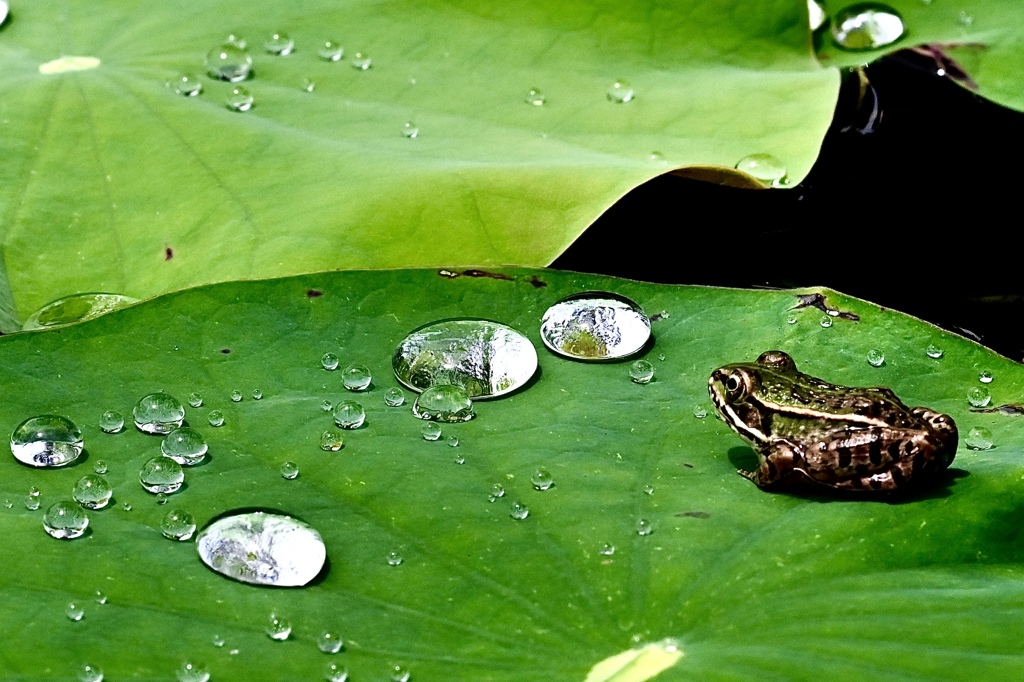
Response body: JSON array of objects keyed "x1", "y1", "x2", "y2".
[
  {"x1": 22, "y1": 293, "x2": 138, "y2": 330},
  {"x1": 173, "y1": 73, "x2": 203, "y2": 97},
  {"x1": 3, "y1": 500, "x2": 11, "y2": 509},
  {"x1": 384, "y1": 387, "x2": 405, "y2": 407},
  {"x1": 343, "y1": 364, "x2": 372, "y2": 391},
  {"x1": 321, "y1": 399, "x2": 334, "y2": 412},
  {"x1": 318, "y1": 39, "x2": 345, "y2": 61},
  {"x1": 657, "y1": 353, "x2": 666, "y2": 362},
  {"x1": 93, "y1": 460, "x2": 108, "y2": 474},
  {"x1": 421, "y1": 422, "x2": 442, "y2": 441},
  {"x1": 266, "y1": 612, "x2": 292, "y2": 640},
  {"x1": 303, "y1": 77, "x2": 316, "y2": 93},
  {"x1": 121, "y1": 501, "x2": 132, "y2": 511},
  {"x1": 926, "y1": 344, "x2": 944, "y2": 359},
  {"x1": 317, "y1": 630, "x2": 344, "y2": 654},
  {"x1": 525, "y1": 87, "x2": 546, "y2": 106},
  {"x1": 252, "y1": 389, "x2": 263, "y2": 400},
  {"x1": 44, "y1": 501, "x2": 89, "y2": 539},
  {"x1": 79, "y1": 663, "x2": 103, "y2": 682},
  {"x1": 735, "y1": 153, "x2": 788, "y2": 185},
  {"x1": 225, "y1": 33, "x2": 247, "y2": 50},
  {"x1": 160, "y1": 508, "x2": 197, "y2": 541},
  {"x1": 531, "y1": 467, "x2": 554, "y2": 491},
  {"x1": 391, "y1": 665, "x2": 411, "y2": 682},
  {"x1": 643, "y1": 484, "x2": 654, "y2": 495},
  {"x1": 24, "y1": 494, "x2": 40, "y2": 511},
  {"x1": 265, "y1": 32, "x2": 295, "y2": 56},
  {"x1": 29, "y1": 486, "x2": 40, "y2": 498},
  {"x1": 320, "y1": 431, "x2": 344, "y2": 451},
  {"x1": 324, "y1": 662, "x2": 349, "y2": 682},
  {"x1": 333, "y1": 401, "x2": 365, "y2": 429},
  {"x1": 176, "y1": 661, "x2": 210, "y2": 682},
  {"x1": 161, "y1": 427, "x2": 208, "y2": 466},
  {"x1": 607, "y1": 80, "x2": 634, "y2": 103},
  {"x1": 322, "y1": 352, "x2": 340, "y2": 370},
  {"x1": 454, "y1": 454, "x2": 465, "y2": 464},
  {"x1": 205, "y1": 44, "x2": 253, "y2": 82},
  {"x1": 820, "y1": 315, "x2": 833, "y2": 328},
  {"x1": 629, "y1": 359, "x2": 654, "y2": 384},
  {"x1": 965, "y1": 426, "x2": 993, "y2": 450},
  {"x1": 351, "y1": 52, "x2": 372, "y2": 70},
  {"x1": 96, "y1": 409, "x2": 123, "y2": 434},
  {"x1": 488, "y1": 483, "x2": 505, "y2": 502},
  {"x1": 831, "y1": 4, "x2": 905, "y2": 50},
  {"x1": 541, "y1": 292, "x2": 650, "y2": 361},
  {"x1": 413, "y1": 384, "x2": 475, "y2": 422},
  {"x1": 73, "y1": 475, "x2": 112, "y2": 510},
  {"x1": 211, "y1": 634, "x2": 225, "y2": 647},
  {"x1": 133, "y1": 393, "x2": 185, "y2": 434},
  {"x1": 393, "y1": 319, "x2": 538, "y2": 398},
  {"x1": 599, "y1": 543, "x2": 616, "y2": 556},
  {"x1": 280, "y1": 461, "x2": 299, "y2": 479},
  {"x1": 636, "y1": 518, "x2": 653, "y2": 536},
  {"x1": 66, "y1": 601, "x2": 84, "y2": 621},
  {"x1": 649, "y1": 151, "x2": 665, "y2": 162},
  {"x1": 227, "y1": 86, "x2": 254, "y2": 112},
  {"x1": 446, "y1": 434, "x2": 459, "y2": 447},
  {"x1": 229, "y1": 390, "x2": 243, "y2": 403},
  {"x1": 139, "y1": 456, "x2": 184, "y2": 494},
  {"x1": 967, "y1": 386, "x2": 991, "y2": 408},
  {"x1": 10, "y1": 415, "x2": 83, "y2": 467},
  {"x1": 957, "y1": 10, "x2": 973, "y2": 26},
  {"x1": 979, "y1": 370, "x2": 993, "y2": 384},
  {"x1": 208, "y1": 410, "x2": 225, "y2": 427},
  {"x1": 94, "y1": 590, "x2": 107, "y2": 604},
  {"x1": 693, "y1": 405, "x2": 708, "y2": 419},
  {"x1": 401, "y1": 121, "x2": 419, "y2": 138},
  {"x1": 156, "y1": 492, "x2": 168, "y2": 505},
  {"x1": 807, "y1": 0, "x2": 828, "y2": 30},
  {"x1": 187, "y1": 392, "x2": 203, "y2": 408},
  {"x1": 866, "y1": 349, "x2": 885, "y2": 367},
  {"x1": 510, "y1": 501, "x2": 529, "y2": 520},
  {"x1": 386, "y1": 550, "x2": 404, "y2": 566}
]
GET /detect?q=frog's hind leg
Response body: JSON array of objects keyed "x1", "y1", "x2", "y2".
[{"x1": 739, "y1": 439, "x2": 813, "y2": 490}]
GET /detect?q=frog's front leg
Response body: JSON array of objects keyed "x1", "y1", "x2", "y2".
[{"x1": 738, "y1": 439, "x2": 811, "y2": 489}]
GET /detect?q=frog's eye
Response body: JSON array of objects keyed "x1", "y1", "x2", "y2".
[
  {"x1": 726, "y1": 375, "x2": 741, "y2": 392},
  {"x1": 725, "y1": 374, "x2": 746, "y2": 401}
]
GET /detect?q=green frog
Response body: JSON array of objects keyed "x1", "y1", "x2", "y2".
[{"x1": 708, "y1": 350, "x2": 957, "y2": 493}]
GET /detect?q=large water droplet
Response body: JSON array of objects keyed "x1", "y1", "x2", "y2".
[
  {"x1": 412, "y1": 384, "x2": 475, "y2": 422},
  {"x1": 607, "y1": 80, "x2": 634, "y2": 103},
  {"x1": 540, "y1": 292, "x2": 650, "y2": 361},
  {"x1": 318, "y1": 40, "x2": 345, "y2": 61},
  {"x1": 322, "y1": 352, "x2": 340, "y2": 370},
  {"x1": 176, "y1": 662, "x2": 210, "y2": 682},
  {"x1": 324, "y1": 662, "x2": 349, "y2": 681},
  {"x1": 333, "y1": 401, "x2": 365, "y2": 429},
  {"x1": 531, "y1": 467, "x2": 554, "y2": 491},
  {"x1": 735, "y1": 153, "x2": 788, "y2": 185},
  {"x1": 66, "y1": 601, "x2": 85, "y2": 621},
  {"x1": 351, "y1": 52, "x2": 372, "y2": 70},
  {"x1": 965, "y1": 426, "x2": 993, "y2": 450},
  {"x1": 926, "y1": 344, "x2": 943, "y2": 359},
  {"x1": 172, "y1": 73, "x2": 203, "y2": 97},
  {"x1": 421, "y1": 422, "x2": 442, "y2": 441},
  {"x1": 265, "y1": 32, "x2": 295, "y2": 56},
  {"x1": 22, "y1": 293, "x2": 138, "y2": 330},
  {"x1": 196, "y1": 511, "x2": 327, "y2": 586},
  {"x1": 205, "y1": 44, "x2": 253, "y2": 82},
  {"x1": 320, "y1": 431, "x2": 344, "y2": 451},
  {"x1": 386, "y1": 550, "x2": 404, "y2": 566},
  {"x1": 510, "y1": 501, "x2": 529, "y2": 520},
  {"x1": 394, "y1": 319, "x2": 538, "y2": 398},
  {"x1": 44, "y1": 501, "x2": 89, "y2": 539},
  {"x1": 161, "y1": 427, "x2": 208, "y2": 466},
  {"x1": 280, "y1": 461, "x2": 299, "y2": 479},
  {"x1": 139, "y1": 456, "x2": 184, "y2": 494},
  {"x1": 73, "y1": 475, "x2": 112, "y2": 510},
  {"x1": 161, "y1": 508, "x2": 197, "y2": 541},
  {"x1": 629, "y1": 359, "x2": 654, "y2": 384},
  {"x1": 343, "y1": 364, "x2": 372, "y2": 391},
  {"x1": 636, "y1": 518, "x2": 653, "y2": 536},
  {"x1": 967, "y1": 386, "x2": 991, "y2": 408},
  {"x1": 525, "y1": 87, "x2": 546, "y2": 106},
  {"x1": 227, "y1": 86, "x2": 254, "y2": 112},
  {"x1": 99, "y1": 410, "x2": 124, "y2": 434},
  {"x1": 384, "y1": 387, "x2": 405, "y2": 407},
  {"x1": 831, "y1": 4, "x2": 905, "y2": 50},
  {"x1": 79, "y1": 663, "x2": 103, "y2": 682},
  {"x1": 318, "y1": 630, "x2": 344, "y2": 654},
  {"x1": 866, "y1": 349, "x2": 885, "y2": 367},
  {"x1": 11, "y1": 415, "x2": 83, "y2": 467},
  {"x1": 208, "y1": 410, "x2": 225, "y2": 427},
  {"x1": 0, "y1": 1, "x2": 8, "y2": 28},
  {"x1": 133, "y1": 393, "x2": 185, "y2": 434}
]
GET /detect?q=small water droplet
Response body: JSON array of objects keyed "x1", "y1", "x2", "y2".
[
  {"x1": 635, "y1": 518, "x2": 653, "y2": 536},
  {"x1": 735, "y1": 153, "x2": 788, "y2": 185},
  {"x1": 531, "y1": 467, "x2": 554, "y2": 491},
  {"x1": 599, "y1": 543, "x2": 616, "y2": 556},
  {"x1": 78, "y1": 663, "x2": 103, "y2": 682},
  {"x1": 454, "y1": 454, "x2": 465, "y2": 464},
  {"x1": 967, "y1": 386, "x2": 991, "y2": 408},
  {"x1": 957, "y1": 10, "x2": 973, "y2": 26},
  {"x1": 693, "y1": 405, "x2": 708, "y2": 419},
  {"x1": 322, "y1": 352, "x2": 340, "y2": 370},
  {"x1": 211, "y1": 634, "x2": 225, "y2": 647},
  {"x1": 176, "y1": 661, "x2": 210, "y2": 682},
  {"x1": 121, "y1": 501, "x2": 132, "y2": 511},
  {"x1": 318, "y1": 630, "x2": 344, "y2": 654},
  {"x1": 446, "y1": 434, "x2": 459, "y2": 447},
  {"x1": 321, "y1": 399, "x2": 334, "y2": 412},
  {"x1": 3, "y1": 500, "x2": 11, "y2": 509},
  {"x1": 66, "y1": 601, "x2": 84, "y2": 621},
  {"x1": 386, "y1": 550, "x2": 404, "y2": 566},
  {"x1": 29, "y1": 486, "x2": 40, "y2": 498},
  {"x1": 93, "y1": 460, "x2": 108, "y2": 474},
  {"x1": 333, "y1": 401, "x2": 365, "y2": 429},
  {"x1": 227, "y1": 86, "x2": 254, "y2": 112},
  {"x1": 252, "y1": 389, "x2": 263, "y2": 400},
  {"x1": 188, "y1": 392, "x2": 203, "y2": 408},
  {"x1": 280, "y1": 461, "x2": 299, "y2": 480},
  {"x1": 324, "y1": 662, "x2": 349, "y2": 682},
  {"x1": 657, "y1": 353, "x2": 666, "y2": 361},
  {"x1": 649, "y1": 151, "x2": 665, "y2": 162},
  {"x1": 45, "y1": 500, "x2": 89, "y2": 539},
  {"x1": 820, "y1": 315, "x2": 833, "y2": 328},
  {"x1": 266, "y1": 612, "x2": 292, "y2": 640},
  {"x1": 413, "y1": 384, "x2": 475, "y2": 422},
  {"x1": 525, "y1": 87, "x2": 546, "y2": 106},
  {"x1": 94, "y1": 590, "x2": 107, "y2": 604},
  {"x1": 541, "y1": 292, "x2": 650, "y2": 360},
  {"x1": 265, "y1": 32, "x2": 295, "y2": 56},
  {"x1": 139, "y1": 456, "x2": 184, "y2": 494},
  {"x1": 173, "y1": 73, "x2": 203, "y2": 97},
  {"x1": 156, "y1": 493, "x2": 168, "y2": 505},
  {"x1": 488, "y1": 483, "x2": 505, "y2": 502},
  {"x1": 390, "y1": 665, "x2": 411, "y2": 682},
  {"x1": 24, "y1": 494, "x2": 40, "y2": 511},
  {"x1": 607, "y1": 80, "x2": 634, "y2": 103},
  {"x1": 318, "y1": 39, "x2": 345, "y2": 61},
  {"x1": 965, "y1": 426, "x2": 993, "y2": 450},
  {"x1": 225, "y1": 33, "x2": 247, "y2": 50},
  {"x1": 320, "y1": 431, "x2": 344, "y2": 451},
  {"x1": 133, "y1": 393, "x2": 185, "y2": 434},
  {"x1": 421, "y1": 422, "x2": 442, "y2": 441},
  {"x1": 629, "y1": 360, "x2": 654, "y2": 384},
  {"x1": 10, "y1": 415, "x2": 83, "y2": 467},
  {"x1": 787, "y1": 314, "x2": 798, "y2": 324},
  {"x1": 926, "y1": 344, "x2": 944, "y2": 359},
  {"x1": 73, "y1": 475, "x2": 112, "y2": 510},
  {"x1": 866, "y1": 349, "x2": 885, "y2": 367},
  {"x1": 161, "y1": 508, "x2": 197, "y2": 541},
  {"x1": 643, "y1": 484, "x2": 654, "y2": 495},
  {"x1": 161, "y1": 427, "x2": 208, "y2": 466},
  {"x1": 208, "y1": 410, "x2": 225, "y2": 427},
  {"x1": 205, "y1": 44, "x2": 252, "y2": 82},
  {"x1": 343, "y1": 364, "x2": 372, "y2": 391},
  {"x1": 831, "y1": 4, "x2": 905, "y2": 50},
  {"x1": 303, "y1": 77, "x2": 316, "y2": 92},
  {"x1": 979, "y1": 370, "x2": 993, "y2": 384},
  {"x1": 384, "y1": 387, "x2": 405, "y2": 407},
  {"x1": 351, "y1": 52, "x2": 372, "y2": 70},
  {"x1": 401, "y1": 121, "x2": 419, "y2": 138},
  {"x1": 510, "y1": 501, "x2": 529, "y2": 520}
]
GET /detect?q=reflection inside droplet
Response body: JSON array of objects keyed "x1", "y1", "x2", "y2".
[{"x1": 540, "y1": 292, "x2": 650, "y2": 361}]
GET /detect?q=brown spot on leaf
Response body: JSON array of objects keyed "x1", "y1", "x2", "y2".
[
  {"x1": 220, "y1": 348, "x2": 231, "y2": 354},
  {"x1": 791, "y1": 293, "x2": 859, "y2": 321},
  {"x1": 165, "y1": 247, "x2": 173, "y2": 261},
  {"x1": 462, "y1": 269, "x2": 515, "y2": 281},
  {"x1": 675, "y1": 511, "x2": 711, "y2": 519},
  {"x1": 971, "y1": 404, "x2": 1024, "y2": 416},
  {"x1": 529, "y1": 275, "x2": 548, "y2": 288},
  {"x1": 683, "y1": 463, "x2": 695, "y2": 469},
  {"x1": 307, "y1": 289, "x2": 323, "y2": 298}
]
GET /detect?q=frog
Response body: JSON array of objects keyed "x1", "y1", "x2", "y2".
[{"x1": 708, "y1": 350, "x2": 957, "y2": 493}]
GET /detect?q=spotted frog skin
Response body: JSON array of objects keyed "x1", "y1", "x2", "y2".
[{"x1": 708, "y1": 350, "x2": 957, "y2": 493}]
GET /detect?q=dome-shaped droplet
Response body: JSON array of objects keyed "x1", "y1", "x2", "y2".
[
  {"x1": 393, "y1": 319, "x2": 537, "y2": 398},
  {"x1": 139, "y1": 456, "x2": 184, "y2": 494},
  {"x1": 979, "y1": 370, "x2": 993, "y2": 384},
  {"x1": 629, "y1": 360, "x2": 654, "y2": 384},
  {"x1": 401, "y1": 122, "x2": 419, "y2": 139},
  {"x1": 79, "y1": 663, "x2": 103, "y2": 682},
  {"x1": 967, "y1": 386, "x2": 991, "y2": 408},
  {"x1": 321, "y1": 399, "x2": 334, "y2": 412},
  {"x1": 93, "y1": 460, "x2": 108, "y2": 474},
  {"x1": 280, "y1": 461, "x2": 299, "y2": 479},
  {"x1": 390, "y1": 665, "x2": 411, "y2": 682},
  {"x1": 205, "y1": 44, "x2": 253, "y2": 82},
  {"x1": 318, "y1": 39, "x2": 344, "y2": 61},
  {"x1": 73, "y1": 475, "x2": 112, "y2": 510},
  {"x1": 208, "y1": 410, "x2": 225, "y2": 427},
  {"x1": 318, "y1": 630, "x2": 344, "y2": 654},
  {"x1": 133, "y1": 393, "x2": 185, "y2": 434},
  {"x1": 11, "y1": 415, "x2": 83, "y2": 467},
  {"x1": 820, "y1": 315, "x2": 833, "y2": 328},
  {"x1": 156, "y1": 492, "x2": 169, "y2": 505},
  {"x1": 230, "y1": 389, "x2": 243, "y2": 403},
  {"x1": 333, "y1": 401, "x2": 365, "y2": 429},
  {"x1": 66, "y1": 601, "x2": 85, "y2": 621},
  {"x1": 412, "y1": 384, "x2": 475, "y2": 423},
  {"x1": 531, "y1": 467, "x2": 554, "y2": 491},
  {"x1": 351, "y1": 52, "x2": 372, "y2": 70},
  {"x1": 384, "y1": 387, "x2": 405, "y2": 407},
  {"x1": 320, "y1": 431, "x2": 344, "y2": 451},
  {"x1": 386, "y1": 550, "x2": 404, "y2": 566},
  {"x1": 161, "y1": 427, "x2": 208, "y2": 466},
  {"x1": 303, "y1": 77, "x2": 316, "y2": 92},
  {"x1": 735, "y1": 153, "x2": 788, "y2": 185},
  {"x1": 446, "y1": 434, "x2": 459, "y2": 447},
  {"x1": 22, "y1": 293, "x2": 138, "y2": 330},
  {"x1": 227, "y1": 86, "x2": 254, "y2": 112},
  {"x1": 161, "y1": 508, "x2": 197, "y2": 541},
  {"x1": 225, "y1": 33, "x2": 247, "y2": 50},
  {"x1": 510, "y1": 501, "x2": 529, "y2": 520},
  {"x1": 173, "y1": 73, "x2": 203, "y2": 97},
  {"x1": 866, "y1": 349, "x2": 885, "y2": 367},
  {"x1": 324, "y1": 662, "x2": 349, "y2": 682},
  {"x1": 44, "y1": 500, "x2": 89, "y2": 539},
  {"x1": 965, "y1": 426, "x2": 993, "y2": 450},
  {"x1": 421, "y1": 422, "x2": 442, "y2": 441},
  {"x1": 252, "y1": 389, "x2": 263, "y2": 400},
  {"x1": 99, "y1": 410, "x2": 124, "y2": 433},
  {"x1": 265, "y1": 32, "x2": 295, "y2": 56},
  {"x1": 831, "y1": 4, "x2": 905, "y2": 50},
  {"x1": 599, "y1": 543, "x2": 615, "y2": 556},
  {"x1": 488, "y1": 483, "x2": 505, "y2": 502},
  {"x1": 607, "y1": 80, "x2": 634, "y2": 103},
  {"x1": 926, "y1": 344, "x2": 943, "y2": 359},
  {"x1": 693, "y1": 404, "x2": 708, "y2": 419},
  {"x1": 636, "y1": 518, "x2": 653, "y2": 536},
  {"x1": 343, "y1": 364, "x2": 372, "y2": 391},
  {"x1": 188, "y1": 392, "x2": 203, "y2": 408},
  {"x1": 322, "y1": 352, "x2": 340, "y2": 370},
  {"x1": 540, "y1": 292, "x2": 650, "y2": 361},
  {"x1": 196, "y1": 511, "x2": 326, "y2": 587},
  {"x1": 176, "y1": 662, "x2": 210, "y2": 682},
  {"x1": 525, "y1": 87, "x2": 546, "y2": 106}
]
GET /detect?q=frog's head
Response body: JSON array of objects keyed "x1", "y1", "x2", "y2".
[{"x1": 708, "y1": 351, "x2": 795, "y2": 445}]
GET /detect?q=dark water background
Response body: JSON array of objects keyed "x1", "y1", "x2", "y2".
[{"x1": 554, "y1": 51, "x2": 1024, "y2": 361}]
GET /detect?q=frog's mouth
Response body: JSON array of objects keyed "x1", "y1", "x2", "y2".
[{"x1": 708, "y1": 370, "x2": 768, "y2": 446}]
